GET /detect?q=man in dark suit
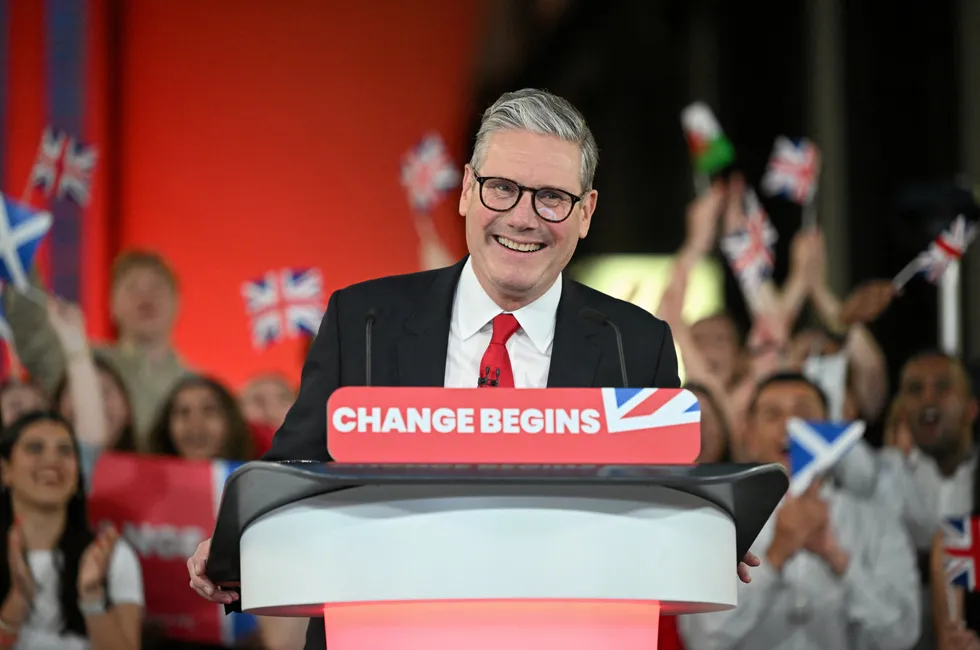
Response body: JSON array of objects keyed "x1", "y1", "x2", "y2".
[{"x1": 187, "y1": 88, "x2": 758, "y2": 649}]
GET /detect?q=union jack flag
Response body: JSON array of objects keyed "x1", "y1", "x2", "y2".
[
  {"x1": 761, "y1": 136, "x2": 820, "y2": 205},
  {"x1": 720, "y1": 188, "x2": 778, "y2": 294},
  {"x1": 942, "y1": 516, "x2": 980, "y2": 591},
  {"x1": 400, "y1": 133, "x2": 460, "y2": 213},
  {"x1": 600, "y1": 388, "x2": 700, "y2": 434},
  {"x1": 912, "y1": 215, "x2": 977, "y2": 283},
  {"x1": 29, "y1": 126, "x2": 98, "y2": 206},
  {"x1": 241, "y1": 268, "x2": 325, "y2": 349}
]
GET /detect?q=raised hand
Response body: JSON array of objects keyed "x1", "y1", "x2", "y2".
[
  {"x1": 840, "y1": 280, "x2": 896, "y2": 327},
  {"x1": 46, "y1": 297, "x2": 88, "y2": 357},
  {"x1": 684, "y1": 182, "x2": 727, "y2": 255},
  {"x1": 7, "y1": 524, "x2": 36, "y2": 601},
  {"x1": 78, "y1": 525, "x2": 120, "y2": 600}
]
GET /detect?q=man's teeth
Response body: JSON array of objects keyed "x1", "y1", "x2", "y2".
[
  {"x1": 495, "y1": 236, "x2": 543, "y2": 253},
  {"x1": 920, "y1": 406, "x2": 940, "y2": 425}
]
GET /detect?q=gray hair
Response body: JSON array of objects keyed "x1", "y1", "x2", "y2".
[{"x1": 470, "y1": 88, "x2": 598, "y2": 192}]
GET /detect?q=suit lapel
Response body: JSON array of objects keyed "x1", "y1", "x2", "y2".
[
  {"x1": 547, "y1": 277, "x2": 603, "y2": 388},
  {"x1": 395, "y1": 258, "x2": 467, "y2": 387}
]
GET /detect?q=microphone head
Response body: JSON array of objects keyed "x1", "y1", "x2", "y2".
[
  {"x1": 365, "y1": 308, "x2": 378, "y2": 323},
  {"x1": 579, "y1": 307, "x2": 609, "y2": 326}
]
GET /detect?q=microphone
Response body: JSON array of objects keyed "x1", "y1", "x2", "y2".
[
  {"x1": 579, "y1": 308, "x2": 629, "y2": 388},
  {"x1": 364, "y1": 309, "x2": 378, "y2": 386}
]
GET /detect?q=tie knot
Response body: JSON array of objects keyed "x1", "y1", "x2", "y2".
[{"x1": 491, "y1": 313, "x2": 520, "y2": 345}]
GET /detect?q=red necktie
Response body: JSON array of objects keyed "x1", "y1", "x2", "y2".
[{"x1": 478, "y1": 313, "x2": 520, "y2": 388}]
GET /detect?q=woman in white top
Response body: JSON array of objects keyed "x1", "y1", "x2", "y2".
[{"x1": 0, "y1": 411, "x2": 144, "y2": 650}]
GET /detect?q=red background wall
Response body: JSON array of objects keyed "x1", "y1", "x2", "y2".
[
  {"x1": 3, "y1": 0, "x2": 477, "y2": 387},
  {"x1": 119, "y1": 0, "x2": 475, "y2": 387}
]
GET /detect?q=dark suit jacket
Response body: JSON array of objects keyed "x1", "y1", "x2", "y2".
[{"x1": 258, "y1": 257, "x2": 680, "y2": 649}]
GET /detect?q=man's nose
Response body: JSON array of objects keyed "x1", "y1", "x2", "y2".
[{"x1": 504, "y1": 191, "x2": 539, "y2": 229}]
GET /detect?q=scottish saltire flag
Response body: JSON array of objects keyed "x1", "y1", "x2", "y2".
[
  {"x1": 401, "y1": 133, "x2": 460, "y2": 213},
  {"x1": 29, "y1": 126, "x2": 98, "y2": 206},
  {"x1": 242, "y1": 267, "x2": 325, "y2": 349},
  {"x1": 786, "y1": 418, "x2": 865, "y2": 496},
  {"x1": 942, "y1": 516, "x2": 980, "y2": 591},
  {"x1": 0, "y1": 283, "x2": 11, "y2": 342},
  {"x1": 720, "y1": 188, "x2": 778, "y2": 295},
  {"x1": 600, "y1": 388, "x2": 700, "y2": 433},
  {"x1": 0, "y1": 194, "x2": 53, "y2": 291},
  {"x1": 761, "y1": 137, "x2": 821, "y2": 205},
  {"x1": 901, "y1": 215, "x2": 977, "y2": 285},
  {"x1": 87, "y1": 453, "x2": 258, "y2": 646},
  {"x1": 680, "y1": 102, "x2": 735, "y2": 175}
]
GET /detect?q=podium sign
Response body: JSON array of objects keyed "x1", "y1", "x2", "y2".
[{"x1": 327, "y1": 387, "x2": 700, "y2": 464}]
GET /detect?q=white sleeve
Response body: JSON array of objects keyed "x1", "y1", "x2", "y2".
[{"x1": 107, "y1": 539, "x2": 145, "y2": 607}]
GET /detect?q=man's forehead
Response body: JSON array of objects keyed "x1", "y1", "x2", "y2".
[
  {"x1": 482, "y1": 131, "x2": 581, "y2": 185},
  {"x1": 757, "y1": 382, "x2": 822, "y2": 406},
  {"x1": 902, "y1": 355, "x2": 957, "y2": 381}
]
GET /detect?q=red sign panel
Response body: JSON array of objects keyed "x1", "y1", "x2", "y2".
[{"x1": 326, "y1": 387, "x2": 701, "y2": 464}]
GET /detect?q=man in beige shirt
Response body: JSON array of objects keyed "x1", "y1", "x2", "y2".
[{"x1": 3, "y1": 250, "x2": 190, "y2": 450}]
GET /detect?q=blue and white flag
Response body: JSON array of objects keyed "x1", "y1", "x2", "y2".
[
  {"x1": 0, "y1": 194, "x2": 52, "y2": 292},
  {"x1": 787, "y1": 418, "x2": 865, "y2": 496}
]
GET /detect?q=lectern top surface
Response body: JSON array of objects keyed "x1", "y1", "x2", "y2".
[{"x1": 205, "y1": 461, "x2": 787, "y2": 588}]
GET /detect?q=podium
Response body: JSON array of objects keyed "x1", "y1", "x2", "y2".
[{"x1": 205, "y1": 460, "x2": 787, "y2": 650}]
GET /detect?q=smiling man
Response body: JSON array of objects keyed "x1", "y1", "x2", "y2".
[{"x1": 185, "y1": 88, "x2": 752, "y2": 650}]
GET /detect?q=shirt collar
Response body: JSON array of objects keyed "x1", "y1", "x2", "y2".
[{"x1": 454, "y1": 257, "x2": 562, "y2": 354}]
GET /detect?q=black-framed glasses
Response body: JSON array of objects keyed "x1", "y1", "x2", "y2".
[{"x1": 474, "y1": 173, "x2": 582, "y2": 223}]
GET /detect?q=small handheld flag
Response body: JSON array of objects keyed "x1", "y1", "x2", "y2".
[
  {"x1": 942, "y1": 516, "x2": 980, "y2": 592},
  {"x1": 242, "y1": 267, "x2": 325, "y2": 349},
  {"x1": 893, "y1": 215, "x2": 977, "y2": 290},
  {"x1": 787, "y1": 418, "x2": 865, "y2": 496},
  {"x1": 400, "y1": 133, "x2": 460, "y2": 214},
  {"x1": 761, "y1": 137, "x2": 821, "y2": 228},
  {"x1": 680, "y1": 102, "x2": 735, "y2": 176},
  {"x1": 0, "y1": 194, "x2": 53, "y2": 292},
  {"x1": 720, "y1": 188, "x2": 778, "y2": 298},
  {"x1": 27, "y1": 126, "x2": 98, "y2": 206}
]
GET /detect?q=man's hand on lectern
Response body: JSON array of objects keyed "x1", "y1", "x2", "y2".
[
  {"x1": 187, "y1": 538, "x2": 239, "y2": 604},
  {"x1": 738, "y1": 551, "x2": 761, "y2": 583}
]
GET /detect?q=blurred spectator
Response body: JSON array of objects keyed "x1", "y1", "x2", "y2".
[
  {"x1": 148, "y1": 376, "x2": 253, "y2": 462},
  {"x1": 239, "y1": 374, "x2": 294, "y2": 430},
  {"x1": 2, "y1": 251, "x2": 190, "y2": 449},
  {"x1": 679, "y1": 373, "x2": 920, "y2": 650},
  {"x1": 0, "y1": 411, "x2": 143, "y2": 649},
  {"x1": 0, "y1": 381, "x2": 48, "y2": 429},
  {"x1": 684, "y1": 381, "x2": 731, "y2": 463}
]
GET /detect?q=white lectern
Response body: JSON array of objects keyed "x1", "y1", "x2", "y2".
[{"x1": 206, "y1": 462, "x2": 786, "y2": 649}]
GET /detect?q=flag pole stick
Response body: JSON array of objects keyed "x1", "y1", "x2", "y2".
[
  {"x1": 802, "y1": 199, "x2": 817, "y2": 230},
  {"x1": 939, "y1": 260, "x2": 961, "y2": 355},
  {"x1": 892, "y1": 259, "x2": 920, "y2": 292},
  {"x1": 693, "y1": 172, "x2": 709, "y2": 197}
]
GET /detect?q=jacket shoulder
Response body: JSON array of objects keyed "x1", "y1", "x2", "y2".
[{"x1": 568, "y1": 279, "x2": 668, "y2": 331}]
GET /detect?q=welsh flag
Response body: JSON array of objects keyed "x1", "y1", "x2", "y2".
[{"x1": 680, "y1": 102, "x2": 735, "y2": 175}]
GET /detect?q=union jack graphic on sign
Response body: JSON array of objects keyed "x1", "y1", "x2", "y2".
[{"x1": 600, "y1": 388, "x2": 701, "y2": 434}]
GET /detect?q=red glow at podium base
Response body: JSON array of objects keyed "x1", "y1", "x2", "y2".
[{"x1": 323, "y1": 599, "x2": 661, "y2": 650}]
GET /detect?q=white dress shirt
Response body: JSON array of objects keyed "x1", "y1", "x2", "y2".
[
  {"x1": 443, "y1": 258, "x2": 561, "y2": 389},
  {"x1": 835, "y1": 440, "x2": 977, "y2": 550},
  {"x1": 679, "y1": 485, "x2": 920, "y2": 650}
]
